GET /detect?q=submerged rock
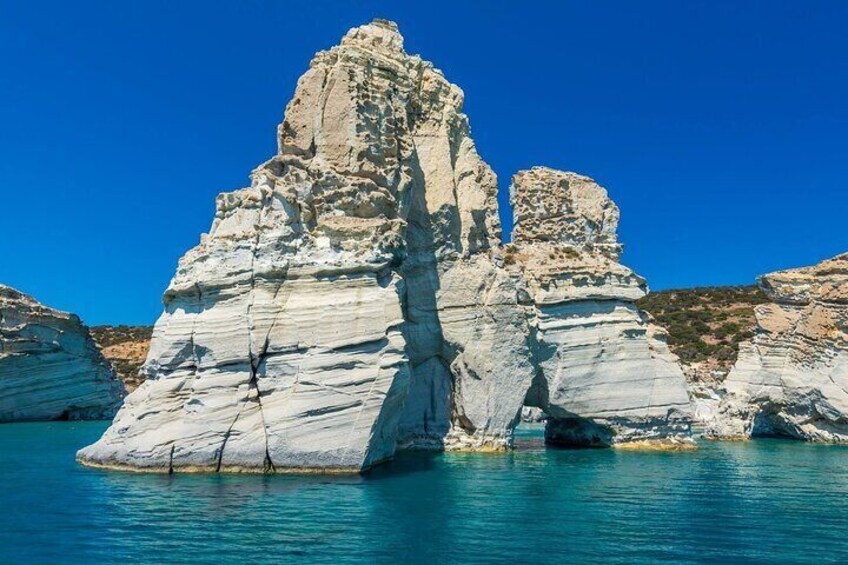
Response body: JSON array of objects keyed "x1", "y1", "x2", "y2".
[
  {"x1": 708, "y1": 253, "x2": 848, "y2": 441},
  {"x1": 78, "y1": 19, "x2": 693, "y2": 473},
  {"x1": 0, "y1": 285, "x2": 125, "y2": 421}
]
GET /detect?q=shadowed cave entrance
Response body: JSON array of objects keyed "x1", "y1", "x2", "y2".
[{"x1": 517, "y1": 376, "x2": 617, "y2": 450}]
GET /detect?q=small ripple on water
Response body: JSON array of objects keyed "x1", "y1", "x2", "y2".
[{"x1": 2, "y1": 423, "x2": 848, "y2": 563}]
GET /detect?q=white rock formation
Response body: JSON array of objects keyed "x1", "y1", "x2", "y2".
[
  {"x1": 508, "y1": 168, "x2": 693, "y2": 448},
  {"x1": 0, "y1": 285, "x2": 125, "y2": 421},
  {"x1": 709, "y1": 253, "x2": 848, "y2": 441},
  {"x1": 79, "y1": 19, "x2": 500, "y2": 472},
  {"x1": 79, "y1": 20, "x2": 693, "y2": 473}
]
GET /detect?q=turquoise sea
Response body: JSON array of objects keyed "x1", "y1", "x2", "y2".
[{"x1": 1, "y1": 422, "x2": 847, "y2": 564}]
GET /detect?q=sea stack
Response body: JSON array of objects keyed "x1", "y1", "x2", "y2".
[
  {"x1": 0, "y1": 285, "x2": 125, "y2": 421},
  {"x1": 506, "y1": 168, "x2": 693, "y2": 449},
  {"x1": 708, "y1": 253, "x2": 848, "y2": 441},
  {"x1": 78, "y1": 19, "x2": 693, "y2": 473}
]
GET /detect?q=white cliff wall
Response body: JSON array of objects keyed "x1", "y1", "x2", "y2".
[
  {"x1": 709, "y1": 253, "x2": 848, "y2": 441},
  {"x1": 0, "y1": 285, "x2": 125, "y2": 421},
  {"x1": 509, "y1": 168, "x2": 693, "y2": 448},
  {"x1": 79, "y1": 20, "x2": 502, "y2": 472}
]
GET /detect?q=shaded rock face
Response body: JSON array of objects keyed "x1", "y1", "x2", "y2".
[
  {"x1": 708, "y1": 254, "x2": 848, "y2": 441},
  {"x1": 0, "y1": 285, "x2": 125, "y2": 421},
  {"x1": 402, "y1": 168, "x2": 693, "y2": 451},
  {"x1": 79, "y1": 20, "x2": 692, "y2": 473}
]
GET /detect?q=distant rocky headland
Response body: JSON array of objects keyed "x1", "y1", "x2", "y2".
[
  {"x1": 88, "y1": 326, "x2": 152, "y2": 392},
  {"x1": 0, "y1": 285, "x2": 125, "y2": 421},
  {"x1": 637, "y1": 286, "x2": 767, "y2": 424},
  {"x1": 709, "y1": 253, "x2": 848, "y2": 441}
]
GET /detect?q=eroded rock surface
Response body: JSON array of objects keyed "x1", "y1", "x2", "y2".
[
  {"x1": 505, "y1": 168, "x2": 693, "y2": 448},
  {"x1": 708, "y1": 254, "x2": 848, "y2": 441},
  {"x1": 79, "y1": 19, "x2": 499, "y2": 472},
  {"x1": 0, "y1": 285, "x2": 125, "y2": 421},
  {"x1": 79, "y1": 20, "x2": 693, "y2": 473}
]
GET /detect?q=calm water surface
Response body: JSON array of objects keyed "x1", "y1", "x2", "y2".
[{"x1": 1, "y1": 422, "x2": 847, "y2": 564}]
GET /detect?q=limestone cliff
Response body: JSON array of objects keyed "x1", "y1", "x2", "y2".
[
  {"x1": 507, "y1": 168, "x2": 692, "y2": 449},
  {"x1": 708, "y1": 253, "x2": 848, "y2": 441},
  {"x1": 78, "y1": 20, "x2": 692, "y2": 473},
  {"x1": 0, "y1": 285, "x2": 125, "y2": 421}
]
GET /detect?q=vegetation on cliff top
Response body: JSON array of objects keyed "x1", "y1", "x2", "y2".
[{"x1": 637, "y1": 285, "x2": 767, "y2": 368}]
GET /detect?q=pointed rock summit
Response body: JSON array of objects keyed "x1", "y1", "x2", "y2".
[
  {"x1": 78, "y1": 20, "x2": 692, "y2": 473},
  {"x1": 0, "y1": 285, "x2": 125, "y2": 421}
]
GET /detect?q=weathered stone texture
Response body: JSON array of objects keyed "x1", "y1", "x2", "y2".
[
  {"x1": 0, "y1": 285, "x2": 125, "y2": 421},
  {"x1": 79, "y1": 20, "x2": 693, "y2": 473},
  {"x1": 709, "y1": 253, "x2": 848, "y2": 441}
]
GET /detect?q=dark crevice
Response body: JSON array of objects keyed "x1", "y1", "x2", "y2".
[
  {"x1": 544, "y1": 416, "x2": 615, "y2": 448},
  {"x1": 249, "y1": 365, "x2": 276, "y2": 474},
  {"x1": 215, "y1": 399, "x2": 246, "y2": 472}
]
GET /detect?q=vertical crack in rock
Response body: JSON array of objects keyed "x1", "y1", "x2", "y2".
[
  {"x1": 338, "y1": 365, "x2": 381, "y2": 467},
  {"x1": 215, "y1": 407, "x2": 243, "y2": 473}
]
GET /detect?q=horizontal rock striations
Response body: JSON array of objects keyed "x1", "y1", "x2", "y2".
[
  {"x1": 708, "y1": 254, "x2": 848, "y2": 441},
  {"x1": 78, "y1": 19, "x2": 693, "y2": 473},
  {"x1": 79, "y1": 19, "x2": 496, "y2": 472},
  {"x1": 506, "y1": 168, "x2": 693, "y2": 449},
  {"x1": 0, "y1": 285, "x2": 125, "y2": 421},
  {"x1": 404, "y1": 168, "x2": 694, "y2": 452}
]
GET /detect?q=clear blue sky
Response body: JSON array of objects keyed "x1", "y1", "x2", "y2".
[{"x1": 2, "y1": 1, "x2": 846, "y2": 325}]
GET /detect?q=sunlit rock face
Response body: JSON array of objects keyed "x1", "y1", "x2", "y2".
[
  {"x1": 79, "y1": 20, "x2": 693, "y2": 473},
  {"x1": 78, "y1": 19, "x2": 500, "y2": 472},
  {"x1": 709, "y1": 254, "x2": 848, "y2": 441},
  {"x1": 506, "y1": 168, "x2": 693, "y2": 449},
  {"x1": 0, "y1": 285, "x2": 125, "y2": 421}
]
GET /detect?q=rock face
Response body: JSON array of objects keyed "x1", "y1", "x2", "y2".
[
  {"x1": 79, "y1": 20, "x2": 692, "y2": 473},
  {"x1": 708, "y1": 254, "x2": 848, "y2": 441},
  {"x1": 89, "y1": 326, "x2": 153, "y2": 391},
  {"x1": 636, "y1": 285, "x2": 768, "y2": 430},
  {"x1": 0, "y1": 285, "x2": 125, "y2": 421},
  {"x1": 504, "y1": 168, "x2": 693, "y2": 448}
]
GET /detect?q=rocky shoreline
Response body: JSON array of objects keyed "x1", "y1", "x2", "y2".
[
  {"x1": 0, "y1": 285, "x2": 125, "y2": 421},
  {"x1": 708, "y1": 253, "x2": 848, "y2": 441}
]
